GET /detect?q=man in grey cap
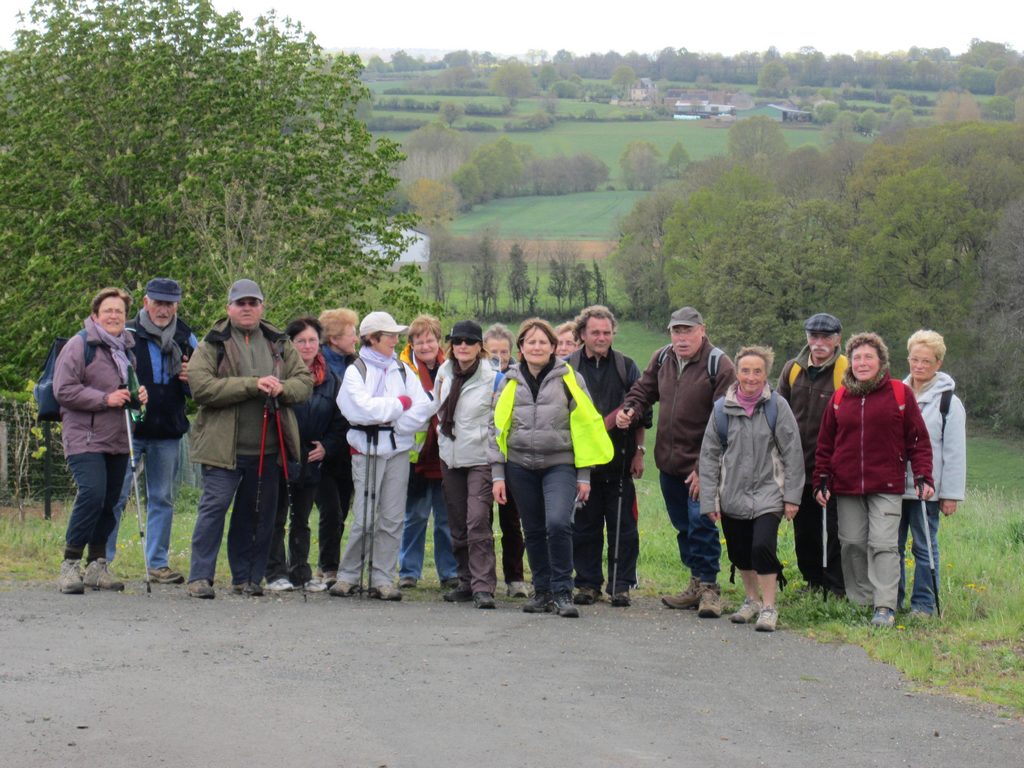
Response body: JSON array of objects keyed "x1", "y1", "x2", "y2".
[
  {"x1": 105, "y1": 278, "x2": 198, "y2": 584},
  {"x1": 185, "y1": 279, "x2": 312, "y2": 598},
  {"x1": 777, "y1": 312, "x2": 847, "y2": 597},
  {"x1": 616, "y1": 307, "x2": 735, "y2": 617}
]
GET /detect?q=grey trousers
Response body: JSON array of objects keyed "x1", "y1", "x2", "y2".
[
  {"x1": 337, "y1": 451, "x2": 410, "y2": 589},
  {"x1": 837, "y1": 494, "x2": 902, "y2": 610},
  {"x1": 441, "y1": 462, "x2": 497, "y2": 594}
]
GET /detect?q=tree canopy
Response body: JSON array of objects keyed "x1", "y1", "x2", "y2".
[{"x1": 0, "y1": 0, "x2": 419, "y2": 389}]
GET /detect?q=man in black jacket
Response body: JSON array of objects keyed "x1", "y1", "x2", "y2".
[
  {"x1": 106, "y1": 278, "x2": 197, "y2": 584},
  {"x1": 568, "y1": 306, "x2": 650, "y2": 607}
]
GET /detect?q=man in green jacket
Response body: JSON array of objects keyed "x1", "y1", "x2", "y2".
[{"x1": 186, "y1": 279, "x2": 313, "y2": 599}]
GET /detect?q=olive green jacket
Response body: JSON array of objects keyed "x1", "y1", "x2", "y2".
[{"x1": 188, "y1": 318, "x2": 313, "y2": 470}]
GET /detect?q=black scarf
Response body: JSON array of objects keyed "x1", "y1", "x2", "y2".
[{"x1": 520, "y1": 357, "x2": 555, "y2": 401}]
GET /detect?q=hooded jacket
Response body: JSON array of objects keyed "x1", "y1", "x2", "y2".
[
  {"x1": 814, "y1": 369, "x2": 933, "y2": 496},
  {"x1": 188, "y1": 318, "x2": 312, "y2": 470},
  {"x1": 901, "y1": 371, "x2": 966, "y2": 501},
  {"x1": 699, "y1": 383, "x2": 805, "y2": 520}
]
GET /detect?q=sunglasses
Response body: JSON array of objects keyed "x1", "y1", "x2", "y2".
[{"x1": 449, "y1": 337, "x2": 479, "y2": 346}]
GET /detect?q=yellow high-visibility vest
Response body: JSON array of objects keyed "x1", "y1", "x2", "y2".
[{"x1": 494, "y1": 366, "x2": 614, "y2": 467}]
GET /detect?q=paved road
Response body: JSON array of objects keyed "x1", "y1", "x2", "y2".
[{"x1": 2, "y1": 584, "x2": 1020, "y2": 768}]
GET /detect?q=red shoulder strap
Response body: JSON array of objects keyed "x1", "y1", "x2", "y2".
[
  {"x1": 890, "y1": 379, "x2": 906, "y2": 414},
  {"x1": 831, "y1": 386, "x2": 845, "y2": 409}
]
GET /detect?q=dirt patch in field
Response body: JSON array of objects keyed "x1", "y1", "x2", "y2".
[{"x1": 491, "y1": 238, "x2": 618, "y2": 260}]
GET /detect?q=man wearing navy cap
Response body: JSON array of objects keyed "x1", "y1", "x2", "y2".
[
  {"x1": 106, "y1": 278, "x2": 198, "y2": 584},
  {"x1": 777, "y1": 312, "x2": 848, "y2": 597}
]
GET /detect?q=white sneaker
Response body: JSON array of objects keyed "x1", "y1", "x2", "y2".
[
  {"x1": 266, "y1": 578, "x2": 295, "y2": 592},
  {"x1": 304, "y1": 578, "x2": 328, "y2": 592}
]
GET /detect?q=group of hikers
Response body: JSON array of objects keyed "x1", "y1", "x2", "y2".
[{"x1": 50, "y1": 277, "x2": 966, "y2": 630}]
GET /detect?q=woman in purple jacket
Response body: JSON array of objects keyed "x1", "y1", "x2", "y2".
[{"x1": 53, "y1": 287, "x2": 148, "y2": 594}]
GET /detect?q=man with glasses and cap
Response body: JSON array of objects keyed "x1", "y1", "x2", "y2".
[
  {"x1": 105, "y1": 278, "x2": 198, "y2": 584},
  {"x1": 777, "y1": 312, "x2": 847, "y2": 598},
  {"x1": 616, "y1": 307, "x2": 735, "y2": 618},
  {"x1": 185, "y1": 279, "x2": 312, "y2": 599}
]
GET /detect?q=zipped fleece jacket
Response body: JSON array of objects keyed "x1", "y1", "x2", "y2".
[
  {"x1": 777, "y1": 348, "x2": 849, "y2": 479},
  {"x1": 53, "y1": 322, "x2": 137, "y2": 456},
  {"x1": 433, "y1": 359, "x2": 500, "y2": 469},
  {"x1": 188, "y1": 318, "x2": 312, "y2": 470},
  {"x1": 814, "y1": 371, "x2": 933, "y2": 496},
  {"x1": 487, "y1": 358, "x2": 593, "y2": 485},
  {"x1": 901, "y1": 371, "x2": 966, "y2": 501},
  {"x1": 699, "y1": 384, "x2": 805, "y2": 520},
  {"x1": 622, "y1": 336, "x2": 735, "y2": 477}
]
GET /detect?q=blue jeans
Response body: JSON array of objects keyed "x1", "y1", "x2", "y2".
[
  {"x1": 399, "y1": 472, "x2": 457, "y2": 581},
  {"x1": 898, "y1": 499, "x2": 941, "y2": 614},
  {"x1": 188, "y1": 456, "x2": 280, "y2": 585},
  {"x1": 106, "y1": 437, "x2": 181, "y2": 569},
  {"x1": 65, "y1": 452, "x2": 129, "y2": 557},
  {"x1": 506, "y1": 462, "x2": 576, "y2": 595},
  {"x1": 659, "y1": 472, "x2": 721, "y2": 583}
]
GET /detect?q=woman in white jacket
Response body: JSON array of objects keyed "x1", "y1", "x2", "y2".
[
  {"x1": 898, "y1": 329, "x2": 967, "y2": 618},
  {"x1": 433, "y1": 321, "x2": 501, "y2": 608},
  {"x1": 330, "y1": 311, "x2": 435, "y2": 600}
]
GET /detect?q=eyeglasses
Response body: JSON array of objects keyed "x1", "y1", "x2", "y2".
[
  {"x1": 449, "y1": 337, "x2": 479, "y2": 347},
  {"x1": 233, "y1": 299, "x2": 261, "y2": 307}
]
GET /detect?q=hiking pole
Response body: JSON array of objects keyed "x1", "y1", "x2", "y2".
[
  {"x1": 609, "y1": 437, "x2": 629, "y2": 604},
  {"x1": 125, "y1": 407, "x2": 151, "y2": 594},
  {"x1": 919, "y1": 493, "x2": 942, "y2": 618},
  {"x1": 818, "y1": 475, "x2": 829, "y2": 604},
  {"x1": 252, "y1": 396, "x2": 272, "y2": 591},
  {"x1": 270, "y1": 397, "x2": 304, "y2": 601}
]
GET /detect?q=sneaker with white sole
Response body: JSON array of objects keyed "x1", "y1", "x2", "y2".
[
  {"x1": 755, "y1": 606, "x2": 779, "y2": 632},
  {"x1": 266, "y1": 578, "x2": 295, "y2": 592},
  {"x1": 304, "y1": 578, "x2": 328, "y2": 592},
  {"x1": 730, "y1": 597, "x2": 763, "y2": 624}
]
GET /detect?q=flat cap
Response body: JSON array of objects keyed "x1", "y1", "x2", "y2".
[
  {"x1": 667, "y1": 306, "x2": 704, "y2": 329},
  {"x1": 145, "y1": 277, "x2": 181, "y2": 303},
  {"x1": 804, "y1": 313, "x2": 842, "y2": 334}
]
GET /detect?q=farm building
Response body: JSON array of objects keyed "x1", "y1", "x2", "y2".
[
  {"x1": 673, "y1": 100, "x2": 736, "y2": 119},
  {"x1": 767, "y1": 104, "x2": 813, "y2": 122}
]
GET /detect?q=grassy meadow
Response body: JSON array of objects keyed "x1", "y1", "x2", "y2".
[{"x1": 3, "y1": 321, "x2": 1023, "y2": 713}]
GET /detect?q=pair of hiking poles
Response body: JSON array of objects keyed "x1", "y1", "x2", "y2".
[
  {"x1": 122, "y1": 376, "x2": 151, "y2": 594},
  {"x1": 357, "y1": 426, "x2": 382, "y2": 597}
]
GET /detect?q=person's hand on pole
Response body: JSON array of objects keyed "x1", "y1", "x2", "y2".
[
  {"x1": 814, "y1": 475, "x2": 830, "y2": 506},
  {"x1": 257, "y1": 375, "x2": 283, "y2": 397},
  {"x1": 915, "y1": 477, "x2": 935, "y2": 501},
  {"x1": 105, "y1": 388, "x2": 133, "y2": 408},
  {"x1": 615, "y1": 407, "x2": 634, "y2": 430},
  {"x1": 576, "y1": 482, "x2": 590, "y2": 505}
]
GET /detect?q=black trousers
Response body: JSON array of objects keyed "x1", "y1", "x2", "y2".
[
  {"x1": 315, "y1": 452, "x2": 354, "y2": 573},
  {"x1": 267, "y1": 481, "x2": 319, "y2": 585},
  {"x1": 792, "y1": 484, "x2": 845, "y2": 594},
  {"x1": 572, "y1": 476, "x2": 638, "y2": 594}
]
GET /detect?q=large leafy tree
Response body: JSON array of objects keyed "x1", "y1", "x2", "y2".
[{"x1": 0, "y1": 0, "x2": 416, "y2": 388}]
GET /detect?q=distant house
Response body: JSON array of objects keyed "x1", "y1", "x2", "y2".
[
  {"x1": 629, "y1": 78, "x2": 658, "y2": 103},
  {"x1": 673, "y1": 100, "x2": 736, "y2": 119},
  {"x1": 768, "y1": 104, "x2": 813, "y2": 122},
  {"x1": 393, "y1": 228, "x2": 430, "y2": 267}
]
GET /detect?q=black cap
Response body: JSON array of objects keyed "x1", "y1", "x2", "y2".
[
  {"x1": 804, "y1": 313, "x2": 842, "y2": 334},
  {"x1": 446, "y1": 320, "x2": 483, "y2": 343},
  {"x1": 145, "y1": 277, "x2": 182, "y2": 303}
]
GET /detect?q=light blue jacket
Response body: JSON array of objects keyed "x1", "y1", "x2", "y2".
[{"x1": 902, "y1": 371, "x2": 966, "y2": 501}]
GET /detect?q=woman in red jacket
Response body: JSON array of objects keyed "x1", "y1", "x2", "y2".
[{"x1": 814, "y1": 333, "x2": 933, "y2": 628}]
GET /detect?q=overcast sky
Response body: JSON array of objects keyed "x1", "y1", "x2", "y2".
[{"x1": 0, "y1": 0, "x2": 1016, "y2": 57}]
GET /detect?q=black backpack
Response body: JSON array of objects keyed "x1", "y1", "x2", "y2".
[{"x1": 33, "y1": 330, "x2": 95, "y2": 422}]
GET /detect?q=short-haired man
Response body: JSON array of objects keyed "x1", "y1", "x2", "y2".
[
  {"x1": 777, "y1": 312, "x2": 848, "y2": 597},
  {"x1": 617, "y1": 307, "x2": 735, "y2": 617},
  {"x1": 186, "y1": 279, "x2": 313, "y2": 598},
  {"x1": 568, "y1": 306, "x2": 650, "y2": 607},
  {"x1": 105, "y1": 278, "x2": 197, "y2": 584}
]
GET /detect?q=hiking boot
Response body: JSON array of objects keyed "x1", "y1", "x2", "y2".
[
  {"x1": 440, "y1": 577, "x2": 461, "y2": 590},
  {"x1": 697, "y1": 583, "x2": 722, "y2": 618},
  {"x1": 730, "y1": 597, "x2": 763, "y2": 624},
  {"x1": 398, "y1": 576, "x2": 418, "y2": 589},
  {"x1": 443, "y1": 585, "x2": 474, "y2": 603},
  {"x1": 59, "y1": 559, "x2": 85, "y2": 594},
  {"x1": 304, "y1": 578, "x2": 328, "y2": 592},
  {"x1": 610, "y1": 591, "x2": 631, "y2": 607},
  {"x1": 148, "y1": 567, "x2": 185, "y2": 584},
  {"x1": 83, "y1": 559, "x2": 125, "y2": 591},
  {"x1": 242, "y1": 581, "x2": 263, "y2": 597},
  {"x1": 266, "y1": 577, "x2": 294, "y2": 592},
  {"x1": 369, "y1": 583, "x2": 402, "y2": 601},
  {"x1": 870, "y1": 607, "x2": 895, "y2": 628},
  {"x1": 321, "y1": 570, "x2": 338, "y2": 588},
  {"x1": 661, "y1": 576, "x2": 701, "y2": 609},
  {"x1": 329, "y1": 580, "x2": 358, "y2": 597},
  {"x1": 187, "y1": 579, "x2": 215, "y2": 599},
  {"x1": 909, "y1": 609, "x2": 932, "y2": 620},
  {"x1": 755, "y1": 605, "x2": 779, "y2": 632},
  {"x1": 552, "y1": 591, "x2": 579, "y2": 618},
  {"x1": 522, "y1": 591, "x2": 554, "y2": 614},
  {"x1": 473, "y1": 592, "x2": 496, "y2": 609},
  {"x1": 507, "y1": 581, "x2": 532, "y2": 598},
  {"x1": 573, "y1": 586, "x2": 600, "y2": 605}
]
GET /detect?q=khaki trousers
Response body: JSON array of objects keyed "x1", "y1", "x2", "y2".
[{"x1": 837, "y1": 494, "x2": 902, "y2": 610}]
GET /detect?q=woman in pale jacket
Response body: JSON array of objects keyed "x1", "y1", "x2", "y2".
[
  {"x1": 434, "y1": 320, "x2": 502, "y2": 609},
  {"x1": 898, "y1": 329, "x2": 966, "y2": 618},
  {"x1": 489, "y1": 318, "x2": 612, "y2": 618},
  {"x1": 700, "y1": 346, "x2": 803, "y2": 632}
]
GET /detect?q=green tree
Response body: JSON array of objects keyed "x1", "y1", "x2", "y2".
[
  {"x1": 757, "y1": 60, "x2": 789, "y2": 95},
  {"x1": 0, "y1": 0, "x2": 415, "y2": 387},
  {"x1": 619, "y1": 140, "x2": 663, "y2": 190},
  {"x1": 440, "y1": 101, "x2": 464, "y2": 127},
  {"x1": 611, "y1": 65, "x2": 636, "y2": 98},
  {"x1": 665, "y1": 141, "x2": 691, "y2": 179},
  {"x1": 727, "y1": 116, "x2": 788, "y2": 165},
  {"x1": 470, "y1": 234, "x2": 499, "y2": 315},
  {"x1": 592, "y1": 261, "x2": 608, "y2": 306},
  {"x1": 570, "y1": 262, "x2": 592, "y2": 306},
  {"x1": 982, "y1": 96, "x2": 1015, "y2": 121},
  {"x1": 547, "y1": 255, "x2": 571, "y2": 313},
  {"x1": 507, "y1": 243, "x2": 531, "y2": 313},
  {"x1": 491, "y1": 60, "x2": 533, "y2": 106},
  {"x1": 995, "y1": 67, "x2": 1024, "y2": 97}
]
